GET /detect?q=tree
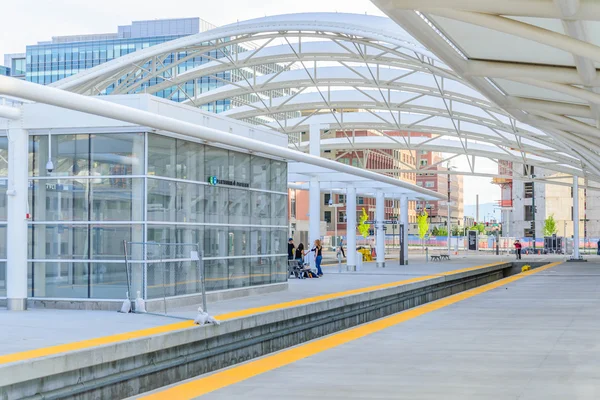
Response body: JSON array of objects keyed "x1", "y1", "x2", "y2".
[
  {"x1": 433, "y1": 227, "x2": 448, "y2": 237},
  {"x1": 475, "y1": 223, "x2": 486, "y2": 234},
  {"x1": 358, "y1": 208, "x2": 370, "y2": 238},
  {"x1": 451, "y1": 225, "x2": 461, "y2": 236},
  {"x1": 543, "y1": 214, "x2": 558, "y2": 236},
  {"x1": 417, "y1": 211, "x2": 429, "y2": 240}
]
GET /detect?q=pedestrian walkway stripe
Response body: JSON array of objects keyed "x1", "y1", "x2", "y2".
[
  {"x1": 0, "y1": 262, "x2": 504, "y2": 365},
  {"x1": 137, "y1": 261, "x2": 562, "y2": 400}
]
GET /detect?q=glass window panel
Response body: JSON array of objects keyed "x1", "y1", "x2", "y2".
[
  {"x1": 91, "y1": 224, "x2": 142, "y2": 260},
  {"x1": 250, "y1": 257, "x2": 271, "y2": 286},
  {"x1": 0, "y1": 136, "x2": 7, "y2": 177},
  {"x1": 271, "y1": 256, "x2": 287, "y2": 283},
  {"x1": 147, "y1": 178, "x2": 176, "y2": 222},
  {"x1": 0, "y1": 262, "x2": 5, "y2": 297},
  {"x1": 228, "y1": 188, "x2": 249, "y2": 225},
  {"x1": 204, "y1": 226, "x2": 228, "y2": 258},
  {"x1": 54, "y1": 134, "x2": 90, "y2": 176},
  {"x1": 0, "y1": 181, "x2": 7, "y2": 221},
  {"x1": 30, "y1": 134, "x2": 90, "y2": 177},
  {"x1": 30, "y1": 179, "x2": 88, "y2": 221},
  {"x1": 205, "y1": 186, "x2": 228, "y2": 224},
  {"x1": 250, "y1": 227, "x2": 270, "y2": 256},
  {"x1": 30, "y1": 224, "x2": 89, "y2": 259},
  {"x1": 228, "y1": 257, "x2": 249, "y2": 289},
  {"x1": 270, "y1": 160, "x2": 287, "y2": 192},
  {"x1": 148, "y1": 134, "x2": 176, "y2": 178},
  {"x1": 91, "y1": 133, "x2": 145, "y2": 176},
  {"x1": 271, "y1": 194, "x2": 287, "y2": 227},
  {"x1": 250, "y1": 155, "x2": 270, "y2": 190},
  {"x1": 176, "y1": 182, "x2": 204, "y2": 223},
  {"x1": 204, "y1": 259, "x2": 226, "y2": 291},
  {"x1": 230, "y1": 152, "x2": 250, "y2": 184},
  {"x1": 91, "y1": 177, "x2": 144, "y2": 221},
  {"x1": 205, "y1": 146, "x2": 228, "y2": 181},
  {"x1": 90, "y1": 262, "x2": 131, "y2": 299},
  {"x1": 251, "y1": 192, "x2": 271, "y2": 225},
  {"x1": 272, "y1": 228, "x2": 287, "y2": 256},
  {"x1": 0, "y1": 225, "x2": 5, "y2": 258},
  {"x1": 176, "y1": 139, "x2": 204, "y2": 181},
  {"x1": 229, "y1": 227, "x2": 248, "y2": 257},
  {"x1": 31, "y1": 262, "x2": 89, "y2": 298}
]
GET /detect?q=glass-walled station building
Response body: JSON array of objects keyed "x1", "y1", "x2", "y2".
[{"x1": 0, "y1": 94, "x2": 288, "y2": 303}]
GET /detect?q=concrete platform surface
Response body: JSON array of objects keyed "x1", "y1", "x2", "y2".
[
  {"x1": 0, "y1": 254, "x2": 564, "y2": 359},
  {"x1": 138, "y1": 261, "x2": 600, "y2": 400}
]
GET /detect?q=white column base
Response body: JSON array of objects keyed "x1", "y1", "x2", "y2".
[
  {"x1": 7, "y1": 298, "x2": 27, "y2": 311},
  {"x1": 376, "y1": 262, "x2": 385, "y2": 269},
  {"x1": 346, "y1": 265, "x2": 357, "y2": 271}
]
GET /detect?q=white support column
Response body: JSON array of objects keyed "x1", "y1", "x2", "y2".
[
  {"x1": 309, "y1": 177, "x2": 320, "y2": 244},
  {"x1": 7, "y1": 122, "x2": 28, "y2": 311},
  {"x1": 573, "y1": 176, "x2": 581, "y2": 260},
  {"x1": 400, "y1": 196, "x2": 409, "y2": 265},
  {"x1": 376, "y1": 190, "x2": 385, "y2": 268},
  {"x1": 309, "y1": 124, "x2": 321, "y2": 250},
  {"x1": 346, "y1": 186, "x2": 357, "y2": 271},
  {"x1": 447, "y1": 202, "x2": 451, "y2": 255}
]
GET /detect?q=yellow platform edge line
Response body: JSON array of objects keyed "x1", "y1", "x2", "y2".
[
  {"x1": 0, "y1": 262, "x2": 506, "y2": 365},
  {"x1": 138, "y1": 261, "x2": 562, "y2": 400}
]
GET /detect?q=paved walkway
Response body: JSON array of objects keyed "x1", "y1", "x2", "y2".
[
  {"x1": 0, "y1": 255, "x2": 510, "y2": 358},
  {"x1": 0, "y1": 254, "x2": 563, "y2": 362},
  {"x1": 136, "y1": 260, "x2": 600, "y2": 400}
]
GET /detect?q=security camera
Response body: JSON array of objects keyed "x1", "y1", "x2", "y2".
[
  {"x1": 46, "y1": 160, "x2": 54, "y2": 173},
  {"x1": 328, "y1": 198, "x2": 333, "y2": 206}
]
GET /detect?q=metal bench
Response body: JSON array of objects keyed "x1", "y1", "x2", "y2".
[
  {"x1": 440, "y1": 254, "x2": 451, "y2": 261},
  {"x1": 430, "y1": 255, "x2": 441, "y2": 261}
]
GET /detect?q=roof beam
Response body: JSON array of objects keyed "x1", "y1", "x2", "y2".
[{"x1": 377, "y1": 0, "x2": 600, "y2": 20}]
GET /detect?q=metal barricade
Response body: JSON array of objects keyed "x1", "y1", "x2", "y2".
[{"x1": 123, "y1": 241, "x2": 206, "y2": 317}]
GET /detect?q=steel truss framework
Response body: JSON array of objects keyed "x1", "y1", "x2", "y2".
[
  {"x1": 372, "y1": 1, "x2": 600, "y2": 183},
  {"x1": 50, "y1": 13, "x2": 596, "y2": 184}
]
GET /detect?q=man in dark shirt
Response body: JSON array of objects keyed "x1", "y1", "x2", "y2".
[{"x1": 288, "y1": 238, "x2": 295, "y2": 260}]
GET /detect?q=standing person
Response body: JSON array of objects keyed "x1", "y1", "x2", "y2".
[
  {"x1": 597, "y1": 239, "x2": 600, "y2": 256},
  {"x1": 514, "y1": 239, "x2": 522, "y2": 260},
  {"x1": 312, "y1": 239, "x2": 324, "y2": 276},
  {"x1": 295, "y1": 243, "x2": 305, "y2": 266},
  {"x1": 337, "y1": 241, "x2": 346, "y2": 258},
  {"x1": 288, "y1": 238, "x2": 295, "y2": 260}
]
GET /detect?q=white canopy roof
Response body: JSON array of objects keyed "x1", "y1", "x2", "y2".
[
  {"x1": 46, "y1": 11, "x2": 596, "y2": 182},
  {"x1": 372, "y1": 1, "x2": 600, "y2": 182},
  {"x1": 288, "y1": 162, "x2": 441, "y2": 200}
]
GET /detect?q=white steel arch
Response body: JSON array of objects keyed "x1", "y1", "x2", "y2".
[
  {"x1": 372, "y1": 1, "x2": 600, "y2": 180},
  {"x1": 50, "y1": 12, "x2": 598, "y2": 182}
]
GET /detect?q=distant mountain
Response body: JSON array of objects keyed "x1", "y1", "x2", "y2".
[{"x1": 464, "y1": 202, "x2": 502, "y2": 223}]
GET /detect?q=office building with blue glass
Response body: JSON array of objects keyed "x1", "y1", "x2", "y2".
[{"x1": 0, "y1": 66, "x2": 9, "y2": 76}]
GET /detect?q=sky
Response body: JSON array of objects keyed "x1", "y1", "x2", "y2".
[{"x1": 0, "y1": 0, "x2": 498, "y2": 205}]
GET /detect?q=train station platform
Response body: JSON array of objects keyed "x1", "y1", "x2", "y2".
[
  {"x1": 0, "y1": 255, "x2": 520, "y2": 359},
  {"x1": 0, "y1": 255, "x2": 576, "y2": 399},
  {"x1": 134, "y1": 259, "x2": 600, "y2": 400}
]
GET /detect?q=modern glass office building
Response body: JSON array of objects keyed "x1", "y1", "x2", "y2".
[
  {"x1": 0, "y1": 96, "x2": 288, "y2": 301},
  {"x1": 23, "y1": 18, "x2": 235, "y2": 108},
  {"x1": 0, "y1": 66, "x2": 9, "y2": 76}
]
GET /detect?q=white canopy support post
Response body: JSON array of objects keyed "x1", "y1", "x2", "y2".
[
  {"x1": 6, "y1": 121, "x2": 28, "y2": 311},
  {"x1": 572, "y1": 175, "x2": 581, "y2": 260},
  {"x1": 400, "y1": 196, "x2": 409, "y2": 265},
  {"x1": 346, "y1": 185, "x2": 357, "y2": 271},
  {"x1": 376, "y1": 189, "x2": 385, "y2": 268}
]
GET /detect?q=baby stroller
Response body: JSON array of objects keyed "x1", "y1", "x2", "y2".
[
  {"x1": 288, "y1": 259, "x2": 305, "y2": 279},
  {"x1": 299, "y1": 253, "x2": 319, "y2": 278}
]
